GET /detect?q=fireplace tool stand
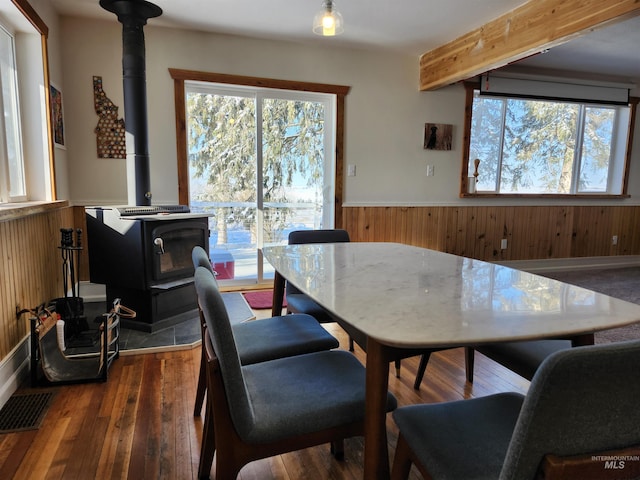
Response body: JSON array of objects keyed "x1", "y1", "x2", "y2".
[{"x1": 54, "y1": 228, "x2": 93, "y2": 348}]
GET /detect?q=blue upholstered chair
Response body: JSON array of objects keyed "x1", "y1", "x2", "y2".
[
  {"x1": 391, "y1": 339, "x2": 640, "y2": 480},
  {"x1": 191, "y1": 245, "x2": 339, "y2": 417},
  {"x1": 193, "y1": 248, "x2": 340, "y2": 478},
  {"x1": 285, "y1": 229, "x2": 352, "y2": 324},
  {"x1": 463, "y1": 340, "x2": 573, "y2": 383},
  {"x1": 412, "y1": 340, "x2": 575, "y2": 390},
  {"x1": 195, "y1": 266, "x2": 397, "y2": 480},
  {"x1": 286, "y1": 229, "x2": 445, "y2": 387}
]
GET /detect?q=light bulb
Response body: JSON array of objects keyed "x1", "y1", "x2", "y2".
[
  {"x1": 322, "y1": 14, "x2": 336, "y2": 36},
  {"x1": 313, "y1": 1, "x2": 344, "y2": 36}
]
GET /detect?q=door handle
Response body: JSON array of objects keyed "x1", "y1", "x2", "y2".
[{"x1": 154, "y1": 237, "x2": 165, "y2": 254}]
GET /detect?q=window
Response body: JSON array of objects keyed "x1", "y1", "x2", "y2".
[
  {"x1": 186, "y1": 82, "x2": 336, "y2": 284},
  {"x1": 462, "y1": 82, "x2": 637, "y2": 196},
  {"x1": 0, "y1": 21, "x2": 25, "y2": 202},
  {"x1": 170, "y1": 69, "x2": 350, "y2": 287},
  {"x1": 0, "y1": 0, "x2": 53, "y2": 205}
]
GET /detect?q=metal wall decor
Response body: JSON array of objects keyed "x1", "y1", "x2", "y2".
[{"x1": 93, "y1": 76, "x2": 126, "y2": 159}]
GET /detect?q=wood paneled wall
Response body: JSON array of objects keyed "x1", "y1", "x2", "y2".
[
  {"x1": 343, "y1": 205, "x2": 640, "y2": 261},
  {"x1": 2, "y1": 204, "x2": 637, "y2": 362},
  {"x1": 0, "y1": 205, "x2": 75, "y2": 362}
]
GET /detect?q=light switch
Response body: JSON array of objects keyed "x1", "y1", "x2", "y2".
[{"x1": 347, "y1": 164, "x2": 356, "y2": 177}]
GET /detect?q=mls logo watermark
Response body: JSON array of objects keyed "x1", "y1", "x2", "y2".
[{"x1": 592, "y1": 454, "x2": 640, "y2": 471}]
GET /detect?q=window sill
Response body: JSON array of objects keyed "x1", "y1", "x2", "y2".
[
  {"x1": 0, "y1": 200, "x2": 69, "y2": 223},
  {"x1": 460, "y1": 193, "x2": 631, "y2": 199}
]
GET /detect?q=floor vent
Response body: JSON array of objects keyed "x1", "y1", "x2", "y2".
[{"x1": 0, "y1": 391, "x2": 55, "y2": 433}]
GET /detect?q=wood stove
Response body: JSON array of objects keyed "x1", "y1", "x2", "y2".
[
  {"x1": 86, "y1": 206, "x2": 210, "y2": 332},
  {"x1": 85, "y1": 1, "x2": 210, "y2": 332}
]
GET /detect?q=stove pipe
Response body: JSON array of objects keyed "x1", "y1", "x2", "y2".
[{"x1": 100, "y1": 0, "x2": 162, "y2": 206}]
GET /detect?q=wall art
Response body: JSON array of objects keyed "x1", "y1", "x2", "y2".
[
  {"x1": 93, "y1": 76, "x2": 126, "y2": 159},
  {"x1": 424, "y1": 123, "x2": 453, "y2": 151},
  {"x1": 50, "y1": 83, "x2": 65, "y2": 148}
]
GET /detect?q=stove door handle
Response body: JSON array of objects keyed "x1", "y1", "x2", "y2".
[{"x1": 154, "y1": 237, "x2": 165, "y2": 254}]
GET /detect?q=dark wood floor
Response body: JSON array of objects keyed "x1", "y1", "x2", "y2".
[{"x1": 0, "y1": 320, "x2": 530, "y2": 480}]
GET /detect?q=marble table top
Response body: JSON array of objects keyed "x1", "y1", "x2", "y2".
[{"x1": 263, "y1": 242, "x2": 640, "y2": 348}]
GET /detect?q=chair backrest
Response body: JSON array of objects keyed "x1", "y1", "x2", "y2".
[
  {"x1": 192, "y1": 245, "x2": 215, "y2": 275},
  {"x1": 500, "y1": 339, "x2": 640, "y2": 479},
  {"x1": 286, "y1": 229, "x2": 350, "y2": 296},
  {"x1": 194, "y1": 266, "x2": 255, "y2": 437}
]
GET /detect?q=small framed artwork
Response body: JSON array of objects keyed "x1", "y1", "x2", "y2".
[
  {"x1": 50, "y1": 83, "x2": 65, "y2": 149},
  {"x1": 424, "y1": 123, "x2": 453, "y2": 150}
]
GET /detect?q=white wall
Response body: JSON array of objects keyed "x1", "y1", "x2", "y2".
[{"x1": 59, "y1": 15, "x2": 640, "y2": 208}]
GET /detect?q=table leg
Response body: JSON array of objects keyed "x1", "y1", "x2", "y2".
[
  {"x1": 271, "y1": 270, "x2": 285, "y2": 317},
  {"x1": 364, "y1": 338, "x2": 392, "y2": 480},
  {"x1": 571, "y1": 333, "x2": 594, "y2": 347}
]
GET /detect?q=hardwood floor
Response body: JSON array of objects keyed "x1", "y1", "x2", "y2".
[{"x1": 0, "y1": 320, "x2": 530, "y2": 480}]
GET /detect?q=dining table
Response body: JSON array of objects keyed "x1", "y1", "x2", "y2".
[{"x1": 263, "y1": 242, "x2": 640, "y2": 480}]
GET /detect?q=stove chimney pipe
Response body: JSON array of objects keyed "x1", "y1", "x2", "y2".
[{"x1": 100, "y1": 0, "x2": 162, "y2": 206}]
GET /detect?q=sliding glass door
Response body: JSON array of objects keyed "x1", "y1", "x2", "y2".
[{"x1": 186, "y1": 81, "x2": 336, "y2": 286}]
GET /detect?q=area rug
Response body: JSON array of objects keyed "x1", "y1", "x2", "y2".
[
  {"x1": 243, "y1": 290, "x2": 287, "y2": 310},
  {"x1": 541, "y1": 267, "x2": 640, "y2": 344}
]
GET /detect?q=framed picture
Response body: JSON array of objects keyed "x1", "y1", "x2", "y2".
[
  {"x1": 424, "y1": 122, "x2": 453, "y2": 150},
  {"x1": 50, "y1": 83, "x2": 65, "y2": 148}
]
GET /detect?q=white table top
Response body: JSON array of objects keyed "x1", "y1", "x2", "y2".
[{"x1": 263, "y1": 242, "x2": 640, "y2": 348}]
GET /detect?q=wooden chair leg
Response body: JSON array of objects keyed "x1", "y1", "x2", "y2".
[
  {"x1": 198, "y1": 393, "x2": 216, "y2": 479},
  {"x1": 213, "y1": 457, "x2": 242, "y2": 480},
  {"x1": 194, "y1": 339, "x2": 207, "y2": 417},
  {"x1": 413, "y1": 352, "x2": 432, "y2": 390},
  {"x1": 331, "y1": 439, "x2": 345, "y2": 460},
  {"x1": 391, "y1": 434, "x2": 414, "y2": 480},
  {"x1": 395, "y1": 359, "x2": 401, "y2": 378},
  {"x1": 465, "y1": 347, "x2": 475, "y2": 383}
]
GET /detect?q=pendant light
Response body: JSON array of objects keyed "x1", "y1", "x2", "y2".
[{"x1": 312, "y1": 0, "x2": 344, "y2": 36}]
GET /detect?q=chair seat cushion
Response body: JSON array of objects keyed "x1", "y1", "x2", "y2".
[
  {"x1": 393, "y1": 393, "x2": 524, "y2": 480},
  {"x1": 477, "y1": 340, "x2": 572, "y2": 380},
  {"x1": 232, "y1": 314, "x2": 339, "y2": 365},
  {"x1": 238, "y1": 350, "x2": 397, "y2": 444},
  {"x1": 285, "y1": 294, "x2": 337, "y2": 323},
  {"x1": 286, "y1": 294, "x2": 370, "y2": 349}
]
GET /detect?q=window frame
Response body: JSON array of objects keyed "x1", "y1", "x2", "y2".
[
  {"x1": 170, "y1": 69, "x2": 350, "y2": 228},
  {"x1": 0, "y1": 0, "x2": 55, "y2": 205},
  {"x1": 460, "y1": 81, "x2": 639, "y2": 198},
  {"x1": 184, "y1": 81, "x2": 339, "y2": 286}
]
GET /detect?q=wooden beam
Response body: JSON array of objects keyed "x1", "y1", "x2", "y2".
[{"x1": 419, "y1": 0, "x2": 640, "y2": 91}]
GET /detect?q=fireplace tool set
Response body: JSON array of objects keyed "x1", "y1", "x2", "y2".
[{"x1": 54, "y1": 227, "x2": 92, "y2": 347}]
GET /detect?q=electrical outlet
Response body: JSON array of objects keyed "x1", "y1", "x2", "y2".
[
  {"x1": 500, "y1": 238, "x2": 508, "y2": 250},
  {"x1": 426, "y1": 165, "x2": 434, "y2": 177},
  {"x1": 612, "y1": 235, "x2": 618, "y2": 246}
]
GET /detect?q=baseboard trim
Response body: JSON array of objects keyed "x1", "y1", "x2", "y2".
[
  {"x1": 496, "y1": 255, "x2": 640, "y2": 273},
  {"x1": 0, "y1": 334, "x2": 31, "y2": 409}
]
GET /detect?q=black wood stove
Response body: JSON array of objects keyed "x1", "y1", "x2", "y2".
[
  {"x1": 86, "y1": 1, "x2": 210, "y2": 332},
  {"x1": 86, "y1": 206, "x2": 209, "y2": 332}
]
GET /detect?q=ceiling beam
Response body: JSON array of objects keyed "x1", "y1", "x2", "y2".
[{"x1": 419, "y1": 0, "x2": 640, "y2": 91}]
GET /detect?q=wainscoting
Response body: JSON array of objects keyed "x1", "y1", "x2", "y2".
[
  {"x1": 0, "y1": 203, "x2": 74, "y2": 405},
  {"x1": 343, "y1": 205, "x2": 640, "y2": 262}
]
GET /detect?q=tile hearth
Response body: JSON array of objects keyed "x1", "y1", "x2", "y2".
[{"x1": 75, "y1": 292, "x2": 254, "y2": 353}]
